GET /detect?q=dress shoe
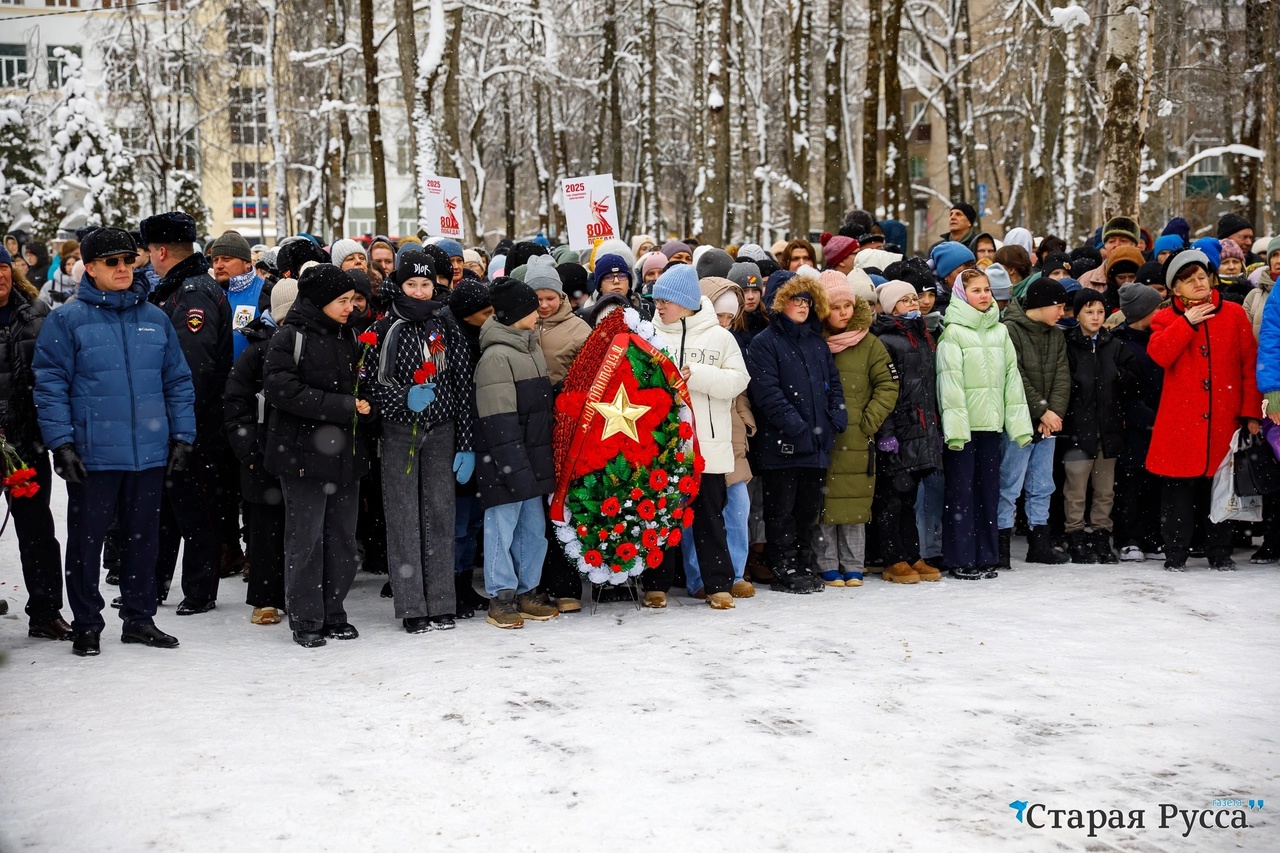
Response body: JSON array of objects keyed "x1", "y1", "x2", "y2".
[
  {"x1": 322, "y1": 622, "x2": 359, "y2": 640},
  {"x1": 176, "y1": 598, "x2": 216, "y2": 616},
  {"x1": 293, "y1": 630, "x2": 327, "y2": 648},
  {"x1": 72, "y1": 631, "x2": 101, "y2": 657},
  {"x1": 403, "y1": 617, "x2": 431, "y2": 634},
  {"x1": 29, "y1": 617, "x2": 74, "y2": 641},
  {"x1": 121, "y1": 623, "x2": 180, "y2": 648}
]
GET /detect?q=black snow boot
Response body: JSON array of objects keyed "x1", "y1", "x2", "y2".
[
  {"x1": 950, "y1": 566, "x2": 984, "y2": 580},
  {"x1": 1067, "y1": 530, "x2": 1096, "y2": 564},
  {"x1": 998, "y1": 528, "x2": 1012, "y2": 570},
  {"x1": 1091, "y1": 529, "x2": 1119, "y2": 564},
  {"x1": 769, "y1": 553, "x2": 823, "y2": 594},
  {"x1": 1027, "y1": 525, "x2": 1069, "y2": 564},
  {"x1": 454, "y1": 568, "x2": 487, "y2": 619}
]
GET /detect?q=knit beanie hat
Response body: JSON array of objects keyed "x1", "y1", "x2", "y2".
[
  {"x1": 818, "y1": 269, "x2": 854, "y2": 307},
  {"x1": 1192, "y1": 237, "x2": 1221, "y2": 269},
  {"x1": 846, "y1": 267, "x2": 878, "y2": 309},
  {"x1": 509, "y1": 264, "x2": 529, "y2": 282},
  {"x1": 329, "y1": 238, "x2": 366, "y2": 269},
  {"x1": 557, "y1": 263, "x2": 590, "y2": 299},
  {"x1": 660, "y1": 239, "x2": 690, "y2": 260},
  {"x1": 1118, "y1": 282, "x2": 1161, "y2": 323},
  {"x1": 1217, "y1": 212, "x2": 1252, "y2": 241},
  {"x1": 875, "y1": 280, "x2": 917, "y2": 314},
  {"x1": 346, "y1": 269, "x2": 373, "y2": 300},
  {"x1": 448, "y1": 277, "x2": 491, "y2": 321},
  {"x1": 985, "y1": 263, "x2": 1013, "y2": 300},
  {"x1": 489, "y1": 277, "x2": 539, "y2": 325},
  {"x1": 487, "y1": 254, "x2": 505, "y2": 279},
  {"x1": 1024, "y1": 277, "x2": 1069, "y2": 310},
  {"x1": 507, "y1": 240, "x2": 547, "y2": 273},
  {"x1": 931, "y1": 241, "x2": 975, "y2": 279},
  {"x1": 1220, "y1": 238, "x2": 1246, "y2": 263},
  {"x1": 819, "y1": 232, "x2": 859, "y2": 269},
  {"x1": 0, "y1": 246, "x2": 9, "y2": 266},
  {"x1": 1060, "y1": 277, "x2": 1082, "y2": 294},
  {"x1": 882, "y1": 256, "x2": 934, "y2": 293},
  {"x1": 1072, "y1": 288, "x2": 1106, "y2": 316},
  {"x1": 1069, "y1": 246, "x2": 1103, "y2": 279},
  {"x1": 630, "y1": 234, "x2": 657, "y2": 257},
  {"x1": 1153, "y1": 234, "x2": 1184, "y2": 256},
  {"x1": 394, "y1": 250, "x2": 437, "y2": 285},
  {"x1": 592, "y1": 253, "x2": 632, "y2": 292},
  {"x1": 1135, "y1": 261, "x2": 1164, "y2": 285},
  {"x1": 592, "y1": 238, "x2": 636, "y2": 272},
  {"x1": 951, "y1": 202, "x2": 978, "y2": 225},
  {"x1": 208, "y1": 231, "x2": 253, "y2": 263},
  {"x1": 525, "y1": 254, "x2": 563, "y2": 295},
  {"x1": 652, "y1": 264, "x2": 702, "y2": 311},
  {"x1": 420, "y1": 244, "x2": 452, "y2": 279},
  {"x1": 728, "y1": 261, "x2": 763, "y2": 291},
  {"x1": 1161, "y1": 217, "x2": 1191, "y2": 242},
  {"x1": 436, "y1": 238, "x2": 464, "y2": 260},
  {"x1": 277, "y1": 238, "x2": 329, "y2": 278},
  {"x1": 299, "y1": 263, "x2": 354, "y2": 308},
  {"x1": 641, "y1": 252, "x2": 668, "y2": 278},
  {"x1": 695, "y1": 247, "x2": 735, "y2": 280},
  {"x1": 1163, "y1": 249, "x2": 1211, "y2": 290},
  {"x1": 1105, "y1": 245, "x2": 1146, "y2": 276},
  {"x1": 80, "y1": 227, "x2": 137, "y2": 263},
  {"x1": 270, "y1": 278, "x2": 299, "y2": 321},
  {"x1": 736, "y1": 243, "x2": 770, "y2": 263},
  {"x1": 463, "y1": 248, "x2": 483, "y2": 266},
  {"x1": 1102, "y1": 216, "x2": 1140, "y2": 245}
]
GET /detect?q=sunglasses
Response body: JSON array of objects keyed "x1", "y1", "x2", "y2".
[{"x1": 98, "y1": 255, "x2": 138, "y2": 267}]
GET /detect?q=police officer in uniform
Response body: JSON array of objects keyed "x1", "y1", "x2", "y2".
[{"x1": 140, "y1": 212, "x2": 234, "y2": 615}]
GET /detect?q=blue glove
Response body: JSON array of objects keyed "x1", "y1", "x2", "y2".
[
  {"x1": 406, "y1": 383, "x2": 437, "y2": 412},
  {"x1": 877, "y1": 435, "x2": 900, "y2": 454},
  {"x1": 452, "y1": 451, "x2": 476, "y2": 484}
]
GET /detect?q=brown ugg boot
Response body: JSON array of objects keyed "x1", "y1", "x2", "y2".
[
  {"x1": 643, "y1": 591, "x2": 668, "y2": 608},
  {"x1": 707, "y1": 592, "x2": 735, "y2": 609},
  {"x1": 731, "y1": 580, "x2": 756, "y2": 598},
  {"x1": 882, "y1": 561, "x2": 921, "y2": 583},
  {"x1": 746, "y1": 544, "x2": 773, "y2": 583},
  {"x1": 911, "y1": 559, "x2": 942, "y2": 582}
]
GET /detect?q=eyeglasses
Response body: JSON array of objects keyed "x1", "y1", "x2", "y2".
[
  {"x1": 789, "y1": 296, "x2": 813, "y2": 306},
  {"x1": 601, "y1": 273, "x2": 628, "y2": 283},
  {"x1": 98, "y1": 255, "x2": 138, "y2": 268},
  {"x1": 896, "y1": 294, "x2": 920, "y2": 306}
]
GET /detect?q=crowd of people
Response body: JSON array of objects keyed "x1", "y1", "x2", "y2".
[{"x1": 2, "y1": 201, "x2": 1279, "y2": 655}]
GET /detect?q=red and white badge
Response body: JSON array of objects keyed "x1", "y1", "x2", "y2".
[{"x1": 186, "y1": 308, "x2": 205, "y2": 333}]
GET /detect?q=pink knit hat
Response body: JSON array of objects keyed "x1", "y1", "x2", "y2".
[
  {"x1": 818, "y1": 269, "x2": 855, "y2": 307},
  {"x1": 641, "y1": 252, "x2": 668, "y2": 276},
  {"x1": 1220, "y1": 238, "x2": 1246, "y2": 263},
  {"x1": 820, "y1": 232, "x2": 859, "y2": 269}
]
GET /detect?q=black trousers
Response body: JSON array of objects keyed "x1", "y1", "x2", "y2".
[
  {"x1": 762, "y1": 467, "x2": 826, "y2": 567},
  {"x1": 280, "y1": 476, "x2": 360, "y2": 632},
  {"x1": 357, "y1": 468, "x2": 387, "y2": 573},
  {"x1": 643, "y1": 473, "x2": 734, "y2": 595},
  {"x1": 1114, "y1": 465, "x2": 1162, "y2": 551},
  {"x1": 155, "y1": 451, "x2": 221, "y2": 604},
  {"x1": 9, "y1": 452, "x2": 63, "y2": 622},
  {"x1": 1161, "y1": 476, "x2": 1232, "y2": 565},
  {"x1": 541, "y1": 513, "x2": 585, "y2": 600},
  {"x1": 874, "y1": 468, "x2": 923, "y2": 565},
  {"x1": 64, "y1": 468, "x2": 165, "y2": 633},
  {"x1": 943, "y1": 431, "x2": 1003, "y2": 570},
  {"x1": 245, "y1": 499, "x2": 286, "y2": 609}
]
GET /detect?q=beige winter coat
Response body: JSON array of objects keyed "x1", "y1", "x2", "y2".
[{"x1": 536, "y1": 297, "x2": 591, "y2": 385}]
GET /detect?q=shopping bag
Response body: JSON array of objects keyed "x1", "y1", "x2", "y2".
[
  {"x1": 1210, "y1": 429, "x2": 1264, "y2": 523},
  {"x1": 1234, "y1": 431, "x2": 1280, "y2": 496}
]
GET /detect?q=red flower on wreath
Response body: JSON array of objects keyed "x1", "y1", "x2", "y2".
[
  {"x1": 598, "y1": 530, "x2": 610, "y2": 541},
  {"x1": 649, "y1": 470, "x2": 669, "y2": 491},
  {"x1": 666, "y1": 528, "x2": 682, "y2": 547},
  {"x1": 646, "y1": 549, "x2": 664, "y2": 568},
  {"x1": 616, "y1": 542, "x2": 638, "y2": 562},
  {"x1": 641, "y1": 528, "x2": 660, "y2": 549},
  {"x1": 637, "y1": 499, "x2": 656, "y2": 520},
  {"x1": 577, "y1": 525, "x2": 589, "y2": 537},
  {"x1": 678, "y1": 421, "x2": 694, "y2": 440},
  {"x1": 601, "y1": 497, "x2": 621, "y2": 516},
  {"x1": 658, "y1": 497, "x2": 667, "y2": 510},
  {"x1": 693, "y1": 455, "x2": 705, "y2": 474},
  {"x1": 678, "y1": 476, "x2": 696, "y2": 494},
  {"x1": 675, "y1": 452, "x2": 685, "y2": 463},
  {"x1": 357, "y1": 330, "x2": 379, "y2": 347},
  {"x1": 683, "y1": 509, "x2": 695, "y2": 528},
  {"x1": 610, "y1": 564, "x2": 623, "y2": 574},
  {"x1": 630, "y1": 488, "x2": 643, "y2": 500},
  {"x1": 671, "y1": 507, "x2": 683, "y2": 520},
  {"x1": 613, "y1": 523, "x2": 625, "y2": 534},
  {"x1": 584, "y1": 550, "x2": 603, "y2": 567}
]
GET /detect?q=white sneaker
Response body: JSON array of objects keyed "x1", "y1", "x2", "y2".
[
  {"x1": 1143, "y1": 548, "x2": 1165, "y2": 561},
  {"x1": 1119, "y1": 546, "x2": 1146, "y2": 562}
]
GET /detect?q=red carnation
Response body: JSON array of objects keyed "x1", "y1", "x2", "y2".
[
  {"x1": 678, "y1": 422, "x2": 694, "y2": 440},
  {"x1": 630, "y1": 488, "x2": 643, "y2": 501},
  {"x1": 683, "y1": 509, "x2": 695, "y2": 527},
  {"x1": 357, "y1": 330, "x2": 378, "y2": 346},
  {"x1": 641, "y1": 528, "x2": 660, "y2": 549},
  {"x1": 616, "y1": 542, "x2": 638, "y2": 562},
  {"x1": 649, "y1": 470, "x2": 669, "y2": 491},
  {"x1": 613, "y1": 523, "x2": 625, "y2": 534},
  {"x1": 693, "y1": 455, "x2": 705, "y2": 474},
  {"x1": 637, "y1": 499, "x2": 656, "y2": 520},
  {"x1": 601, "y1": 497, "x2": 621, "y2": 516},
  {"x1": 646, "y1": 548, "x2": 664, "y2": 568},
  {"x1": 577, "y1": 525, "x2": 588, "y2": 536},
  {"x1": 610, "y1": 564, "x2": 623, "y2": 573},
  {"x1": 666, "y1": 528, "x2": 682, "y2": 547},
  {"x1": 658, "y1": 497, "x2": 667, "y2": 509},
  {"x1": 672, "y1": 507, "x2": 683, "y2": 520},
  {"x1": 598, "y1": 530, "x2": 610, "y2": 540},
  {"x1": 675, "y1": 452, "x2": 685, "y2": 463},
  {"x1": 678, "y1": 476, "x2": 696, "y2": 494},
  {"x1": 584, "y1": 550, "x2": 603, "y2": 567}
]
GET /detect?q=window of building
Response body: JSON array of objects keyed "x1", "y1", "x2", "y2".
[
  {"x1": 397, "y1": 208, "x2": 418, "y2": 238},
  {"x1": 45, "y1": 0, "x2": 80, "y2": 7},
  {"x1": 117, "y1": 124, "x2": 149, "y2": 153},
  {"x1": 174, "y1": 128, "x2": 199, "y2": 171},
  {"x1": 347, "y1": 207, "x2": 375, "y2": 237},
  {"x1": 227, "y1": 3, "x2": 265, "y2": 68},
  {"x1": 158, "y1": 53, "x2": 191, "y2": 95},
  {"x1": 229, "y1": 86, "x2": 266, "y2": 145},
  {"x1": 909, "y1": 156, "x2": 927, "y2": 181},
  {"x1": 232, "y1": 161, "x2": 269, "y2": 219},
  {"x1": 348, "y1": 128, "x2": 371, "y2": 176},
  {"x1": 0, "y1": 44, "x2": 28, "y2": 89},
  {"x1": 395, "y1": 138, "x2": 410, "y2": 176},
  {"x1": 46, "y1": 46, "x2": 82, "y2": 90}
]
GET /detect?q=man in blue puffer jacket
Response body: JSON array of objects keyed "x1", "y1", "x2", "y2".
[{"x1": 32, "y1": 227, "x2": 197, "y2": 657}]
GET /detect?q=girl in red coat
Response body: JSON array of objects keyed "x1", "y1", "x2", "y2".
[{"x1": 1145, "y1": 249, "x2": 1262, "y2": 571}]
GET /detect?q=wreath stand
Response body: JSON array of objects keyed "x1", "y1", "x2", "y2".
[{"x1": 588, "y1": 576, "x2": 644, "y2": 614}]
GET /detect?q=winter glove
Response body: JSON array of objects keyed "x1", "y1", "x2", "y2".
[
  {"x1": 167, "y1": 440, "x2": 194, "y2": 475},
  {"x1": 406, "y1": 383, "x2": 437, "y2": 413},
  {"x1": 876, "y1": 436, "x2": 900, "y2": 454},
  {"x1": 52, "y1": 444, "x2": 87, "y2": 484},
  {"x1": 452, "y1": 451, "x2": 476, "y2": 484}
]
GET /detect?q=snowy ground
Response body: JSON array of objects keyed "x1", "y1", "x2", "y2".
[{"x1": 1, "y1": 490, "x2": 1279, "y2": 851}]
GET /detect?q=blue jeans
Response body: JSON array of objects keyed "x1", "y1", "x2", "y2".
[
  {"x1": 682, "y1": 479, "x2": 750, "y2": 593},
  {"x1": 998, "y1": 435, "x2": 1054, "y2": 529},
  {"x1": 483, "y1": 498, "x2": 548, "y2": 596},
  {"x1": 454, "y1": 493, "x2": 484, "y2": 575},
  {"x1": 916, "y1": 468, "x2": 944, "y2": 558}
]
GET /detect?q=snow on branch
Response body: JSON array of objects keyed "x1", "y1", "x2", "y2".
[{"x1": 1142, "y1": 145, "x2": 1265, "y2": 195}]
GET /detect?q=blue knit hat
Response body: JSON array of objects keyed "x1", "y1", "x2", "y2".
[
  {"x1": 0, "y1": 246, "x2": 10, "y2": 266},
  {"x1": 1161, "y1": 217, "x2": 1191, "y2": 242},
  {"x1": 592, "y1": 253, "x2": 632, "y2": 292},
  {"x1": 1192, "y1": 237, "x2": 1221, "y2": 269},
  {"x1": 1153, "y1": 234, "x2": 1184, "y2": 256},
  {"x1": 651, "y1": 264, "x2": 702, "y2": 311},
  {"x1": 436, "y1": 238, "x2": 464, "y2": 260},
  {"x1": 931, "y1": 241, "x2": 975, "y2": 279}
]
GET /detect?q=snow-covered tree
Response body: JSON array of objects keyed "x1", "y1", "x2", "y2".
[{"x1": 0, "y1": 95, "x2": 41, "y2": 231}]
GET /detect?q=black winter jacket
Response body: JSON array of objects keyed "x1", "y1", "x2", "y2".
[
  {"x1": 1061, "y1": 326, "x2": 1137, "y2": 459},
  {"x1": 1111, "y1": 323, "x2": 1164, "y2": 468},
  {"x1": 151, "y1": 252, "x2": 233, "y2": 448},
  {"x1": 262, "y1": 299, "x2": 373, "y2": 484},
  {"x1": 1, "y1": 289, "x2": 51, "y2": 456},
  {"x1": 224, "y1": 314, "x2": 281, "y2": 503},
  {"x1": 870, "y1": 313, "x2": 942, "y2": 477}
]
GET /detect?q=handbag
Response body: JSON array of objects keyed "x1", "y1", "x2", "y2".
[
  {"x1": 1211, "y1": 430, "x2": 1264, "y2": 523},
  {"x1": 1234, "y1": 431, "x2": 1280, "y2": 496}
]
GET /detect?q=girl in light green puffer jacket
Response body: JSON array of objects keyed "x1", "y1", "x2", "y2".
[{"x1": 935, "y1": 269, "x2": 1033, "y2": 580}]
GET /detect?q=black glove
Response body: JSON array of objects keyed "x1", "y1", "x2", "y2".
[
  {"x1": 167, "y1": 440, "x2": 194, "y2": 475},
  {"x1": 52, "y1": 444, "x2": 87, "y2": 484}
]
